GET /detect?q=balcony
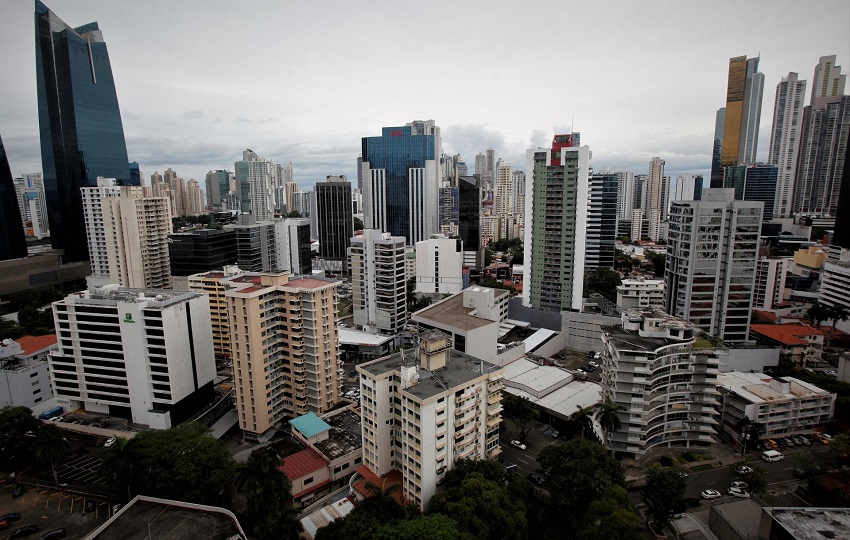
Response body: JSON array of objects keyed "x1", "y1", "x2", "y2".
[
  {"x1": 487, "y1": 392, "x2": 501, "y2": 405},
  {"x1": 486, "y1": 414, "x2": 502, "y2": 428},
  {"x1": 487, "y1": 403, "x2": 503, "y2": 416}
]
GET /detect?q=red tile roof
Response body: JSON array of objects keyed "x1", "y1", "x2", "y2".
[
  {"x1": 750, "y1": 324, "x2": 825, "y2": 346},
  {"x1": 352, "y1": 465, "x2": 406, "y2": 504},
  {"x1": 752, "y1": 310, "x2": 778, "y2": 323},
  {"x1": 279, "y1": 447, "x2": 328, "y2": 481},
  {"x1": 15, "y1": 334, "x2": 58, "y2": 356}
]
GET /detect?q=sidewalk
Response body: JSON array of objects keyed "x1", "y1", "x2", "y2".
[{"x1": 623, "y1": 443, "x2": 743, "y2": 485}]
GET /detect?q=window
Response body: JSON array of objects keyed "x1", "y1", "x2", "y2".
[{"x1": 304, "y1": 477, "x2": 313, "y2": 485}]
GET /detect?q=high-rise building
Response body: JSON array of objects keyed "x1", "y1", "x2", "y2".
[
  {"x1": 316, "y1": 176, "x2": 353, "y2": 265},
  {"x1": 754, "y1": 257, "x2": 790, "y2": 310},
  {"x1": 458, "y1": 176, "x2": 482, "y2": 271},
  {"x1": 205, "y1": 170, "x2": 230, "y2": 210},
  {"x1": 35, "y1": 1, "x2": 131, "y2": 262},
  {"x1": 615, "y1": 170, "x2": 635, "y2": 221},
  {"x1": 361, "y1": 121, "x2": 441, "y2": 245},
  {"x1": 277, "y1": 218, "x2": 313, "y2": 276},
  {"x1": 493, "y1": 162, "x2": 513, "y2": 217},
  {"x1": 414, "y1": 235, "x2": 463, "y2": 295},
  {"x1": 0, "y1": 135, "x2": 27, "y2": 261},
  {"x1": 523, "y1": 138, "x2": 590, "y2": 311},
  {"x1": 13, "y1": 173, "x2": 49, "y2": 240},
  {"x1": 710, "y1": 108, "x2": 726, "y2": 188},
  {"x1": 646, "y1": 157, "x2": 666, "y2": 212},
  {"x1": 225, "y1": 215, "x2": 280, "y2": 273},
  {"x1": 474, "y1": 153, "x2": 486, "y2": 177},
  {"x1": 185, "y1": 179, "x2": 205, "y2": 215},
  {"x1": 168, "y1": 229, "x2": 238, "y2": 278},
  {"x1": 668, "y1": 175, "x2": 704, "y2": 211},
  {"x1": 349, "y1": 230, "x2": 407, "y2": 335},
  {"x1": 49, "y1": 286, "x2": 217, "y2": 428},
  {"x1": 224, "y1": 272, "x2": 342, "y2": 439},
  {"x1": 723, "y1": 163, "x2": 778, "y2": 220},
  {"x1": 586, "y1": 172, "x2": 617, "y2": 270},
  {"x1": 600, "y1": 309, "x2": 720, "y2": 457},
  {"x1": 795, "y1": 57, "x2": 848, "y2": 217},
  {"x1": 720, "y1": 55, "x2": 764, "y2": 169},
  {"x1": 768, "y1": 73, "x2": 807, "y2": 218},
  {"x1": 665, "y1": 189, "x2": 762, "y2": 342},
  {"x1": 187, "y1": 265, "x2": 243, "y2": 362},
  {"x1": 234, "y1": 150, "x2": 274, "y2": 221},
  {"x1": 293, "y1": 190, "x2": 318, "y2": 240},
  {"x1": 357, "y1": 330, "x2": 504, "y2": 509},
  {"x1": 438, "y1": 183, "x2": 459, "y2": 237},
  {"x1": 81, "y1": 178, "x2": 122, "y2": 281}
]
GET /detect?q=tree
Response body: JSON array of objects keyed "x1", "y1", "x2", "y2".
[
  {"x1": 0, "y1": 406, "x2": 41, "y2": 467},
  {"x1": 358, "y1": 479, "x2": 406, "y2": 524},
  {"x1": 730, "y1": 461, "x2": 768, "y2": 494},
  {"x1": 596, "y1": 399, "x2": 622, "y2": 434},
  {"x1": 642, "y1": 464, "x2": 686, "y2": 527},
  {"x1": 373, "y1": 515, "x2": 470, "y2": 540},
  {"x1": 33, "y1": 424, "x2": 70, "y2": 487},
  {"x1": 584, "y1": 268, "x2": 622, "y2": 302},
  {"x1": 830, "y1": 433, "x2": 850, "y2": 463},
  {"x1": 429, "y1": 471, "x2": 527, "y2": 540},
  {"x1": 645, "y1": 251, "x2": 666, "y2": 277},
  {"x1": 577, "y1": 485, "x2": 644, "y2": 540},
  {"x1": 100, "y1": 436, "x2": 137, "y2": 502},
  {"x1": 236, "y1": 447, "x2": 300, "y2": 540},
  {"x1": 129, "y1": 424, "x2": 236, "y2": 505},
  {"x1": 807, "y1": 301, "x2": 830, "y2": 329},
  {"x1": 571, "y1": 405, "x2": 593, "y2": 439},
  {"x1": 353, "y1": 217, "x2": 364, "y2": 231},
  {"x1": 501, "y1": 394, "x2": 539, "y2": 442},
  {"x1": 537, "y1": 439, "x2": 626, "y2": 528},
  {"x1": 285, "y1": 210, "x2": 301, "y2": 218}
]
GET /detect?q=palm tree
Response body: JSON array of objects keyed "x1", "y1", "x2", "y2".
[
  {"x1": 99, "y1": 436, "x2": 136, "y2": 502},
  {"x1": 33, "y1": 424, "x2": 69, "y2": 487},
  {"x1": 596, "y1": 399, "x2": 622, "y2": 434},
  {"x1": 571, "y1": 405, "x2": 593, "y2": 439},
  {"x1": 807, "y1": 301, "x2": 830, "y2": 329},
  {"x1": 358, "y1": 479, "x2": 404, "y2": 523},
  {"x1": 826, "y1": 304, "x2": 850, "y2": 345}
]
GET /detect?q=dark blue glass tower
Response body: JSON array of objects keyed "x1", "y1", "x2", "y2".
[
  {"x1": 0, "y1": 135, "x2": 28, "y2": 261},
  {"x1": 361, "y1": 125, "x2": 437, "y2": 240},
  {"x1": 35, "y1": 1, "x2": 131, "y2": 262}
]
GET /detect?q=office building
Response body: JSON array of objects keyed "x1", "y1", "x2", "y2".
[
  {"x1": 49, "y1": 286, "x2": 217, "y2": 428},
  {"x1": 168, "y1": 229, "x2": 238, "y2": 279},
  {"x1": 600, "y1": 309, "x2": 720, "y2": 458},
  {"x1": 361, "y1": 121, "x2": 442, "y2": 245},
  {"x1": 357, "y1": 330, "x2": 504, "y2": 509},
  {"x1": 523, "y1": 138, "x2": 590, "y2": 311},
  {"x1": 665, "y1": 189, "x2": 761, "y2": 342},
  {"x1": 717, "y1": 372, "x2": 835, "y2": 441},
  {"x1": 586, "y1": 172, "x2": 617, "y2": 269},
  {"x1": 458, "y1": 176, "x2": 482, "y2": 270},
  {"x1": 278, "y1": 218, "x2": 313, "y2": 276},
  {"x1": 723, "y1": 163, "x2": 778, "y2": 220},
  {"x1": 13, "y1": 173, "x2": 49, "y2": 240},
  {"x1": 316, "y1": 176, "x2": 353, "y2": 266},
  {"x1": 205, "y1": 170, "x2": 232, "y2": 211},
  {"x1": 768, "y1": 73, "x2": 807, "y2": 218},
  {"x1": 35, "y1": 1, "x2": 132, "y2": 262},
  {"x1": 234, "y1": 149, "x2": 274, "y2": 221},
  {"x1": 710, "y1": 108, "x2": 726, "y2": 188},
  {"x1": 224, "y1": 273, "x2": 342, "y2": 439},
  {"x1": 350, "y1": 230, "x2": 406, "y2": 335},
  {"x1": 225, "y1": 215, "x2": 280, "y2": 272},
  {"x1": 414, "y1": 235, "x2": 463, "y2": 295},
  {"x1": 720, "y1": 55, "x2": 764, "y2": 170},
  {"x1": 795, "y1": 57, "x2": 848, "y2": 217},
  {"x1": 0, "y1": 248, "x2": 90, "y2": 299},
  {"x1": 616, "y1": 277, "x2": 664, "y2": 310},
  {"x1": 293, "y1": 190, "x2": 318, "y2": 240},
  {"x1": 0, "y1": 135, "x2": 27, "y2": 261}
]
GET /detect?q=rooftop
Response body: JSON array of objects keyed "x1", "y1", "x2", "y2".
[
  {"x1": 718, "y1": 372, "x2": 832, "y2": 403},
  {"x1": 86, "y1": 496, "x2": 245, "y2": 540},
  {"x1": 352, "y1": 465, "x2": 406, "y2": 504},
  {"x1": 413, "y1": 291, "x2": 504, "y2": 331},
  {"x1": 359, "y1": 348, "x2": 499, "y2": 401},
  {"x1": 279, "y1": 447, "x2": 328, "y2": 481},
  {"x1": 71, "y1": 286, "x2": 200, "y2": 309},
  {"x1": 289, "y1": 412, "x2": 331, "y2": 438},
  {"x1": 15, "y1": 334, "x2": 57, "y2": 356},
  {"x1": 287, "y1": 276, "x2": 339, "y2": 290},
  {"x1": 312, "y1": 408, "x2": 362, "y2": 460},
  {"x1": 750, "y1": 323, "x2": 825, "y2": 346},
  {"x1": 763, "y1": 507, "x2": 850, "y2": 539},
  {"x1": 338, "y1": 327, "x2": 394, "y2": 346},
  {"x1": 601, "y1": 324, "x2": 674, "y2": 353}
]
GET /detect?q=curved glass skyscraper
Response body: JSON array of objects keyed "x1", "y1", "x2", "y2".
[{"x1": 35, "y1": 1, "x2": 131, "y2": 263}]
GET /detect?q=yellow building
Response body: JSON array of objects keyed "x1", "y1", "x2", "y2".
[
  {"x1": 793, "y1": 245, "x2": 828, "y2": 270},
  {"x1": 188, "y1": 265, "x2": 243, "y2": 362},
  {"x1": 224, "y1": 272, "x2": 342, "y2": 440}
]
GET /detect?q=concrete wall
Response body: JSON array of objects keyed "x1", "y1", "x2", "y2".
[
  {"x1": 718, "y1": 346, "x2": 779, "y2": 373},
  {"x1": 507, "y1": 298, "x2": 561, "y2": 331},
  {"x1": 562, "y1": 311, "x2": 621, "y2": 352}
]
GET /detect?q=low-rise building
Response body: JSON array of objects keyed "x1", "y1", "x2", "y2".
[
  {"x1": 356, "y1": 330, "x2": 504, "y2": 509},
  {"x1": 0, "y1": 334, "x2": 56, "y2": 408},
  {"x1": 717, "y1": 372, "x2": 835, "y2": 442},
  {"x1": 749, "y1": 323, "x2": 826, "y2": 367},
  {"x1": 616, "y1": 277, "x2": 664, "y2": 310},
  {"x1": 600, "y1": 309, "x2": 721, "y2": 458},
  {"x1": 759, "y1": 507, "x2": 850, "y2": 540}
]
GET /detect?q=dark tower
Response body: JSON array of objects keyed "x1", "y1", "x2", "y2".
[{"x1": 0, "y1": 135, "x2": 28, "y2": 261}]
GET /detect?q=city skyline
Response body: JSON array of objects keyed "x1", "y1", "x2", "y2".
[{"x1": 2, "y1": 0, "x2": 848, "y2": 189}]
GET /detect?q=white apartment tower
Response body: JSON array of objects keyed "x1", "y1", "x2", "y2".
[
  {"x1": 49, "y1": 286, "x2": 217, "y2": 429},
  {"x1": 81, "y1": 178, "x2": 122, "y2": 281},
  {"x1": 414, "y1": 235, "x2": 464, "y2": 295},
  {"x1": 665, "y1": 189, "x2": 762, "y2": 342},
  {"x1": 768, "y1": 72, "x2": 807, "y2": 218},
  {"x1": 350, "y1": 229, "x2": 407, "y2": 335},
  {"x1": 235, "y1": 149, "x2": 275, "y2": 221},
  {"x1": 754, "y1": 257, "x2": 791, "y2": 310},
  {"x1": 357, "y1": 331, "x2": 504, "y2": 509},
  {"x1": 600, "y1": 309, "x2": 720, "y2": 458},
  {"x1": 616, "y1": 170, "x2": 635, "y2": 221}
]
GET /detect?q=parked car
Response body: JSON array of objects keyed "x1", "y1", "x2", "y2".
[
  {"x1": 676, "y1": 470, "x2": 688, "y2": 479},
  {"x1": 103, "y1": 437, "x2": 117, "y2": 448},
  {"x1": 589, "y1": 361, "x2": 599, "y2": 369},
  {"x1": 683, "y1": 497, "x2": 702, "y2": 507},
  {"x1": 727, "y1": 487, "x2": 750, "y2": 498},
  {"x1": 0, "y1": 514, "x2": 21, "y2": 524},
  {"x1": 730, "y1": 481, "x2": 749, "y2": 490},
  {"x1": 39, "y1": 529, "x2": 66, "y2": 540},
  {"x1": 586, "y1": 351, "x2": 596, "y2": 358},
  {"x1": 782, "y1": 437, "x2": 795, "y2": 447},
  {"x1": 11, "y1": 484, "x2": 25, "y2": 498},
  {"x1": 736, "y1": 465, "x2": 753, "y2": 475},
  {"x1": 1, "y1": 521, "x2": 12, "y2": 531},
  {"x1": 10, "y1": 524, "x2": 38, "y2": 539},
  {"x1": 510, "y1": 440, "x2": 527, "y2": 450},
  {"x1": 701, "y1": 489, "x2": 721, "y2": 500},
  {"x1": 528, "y1": 473, "x2": 546, "y2": 485}
]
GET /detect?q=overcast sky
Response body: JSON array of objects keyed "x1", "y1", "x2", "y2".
[{"x1": 2, "y1": 0, "x2": 848, "y2": 190}]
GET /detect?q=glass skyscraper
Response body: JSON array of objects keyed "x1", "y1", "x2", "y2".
[
  {"x1": 0, "y1": 135, "x2": 28, "y2": 261},
  {"x1": 35, "y1": 1, "x2": 131, "y2": 262}
]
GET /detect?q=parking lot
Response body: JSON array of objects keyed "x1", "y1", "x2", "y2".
[
  {"x1": 551, "y1": 348, "x2": 602, "y2": 382},
  {"x1": 0, "y1": 480, "x2": 111, "y2": 539},
  {"x1": 54, "y1": 455, "x2": 108, "y2": 488}
]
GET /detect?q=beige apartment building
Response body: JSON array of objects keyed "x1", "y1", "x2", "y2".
[
  {"x1": 224, "y1": 272, "x2": 342, "y2": 440},
  {"x1": 188, "y1": 265, "x2": 243, "y2": 362}
]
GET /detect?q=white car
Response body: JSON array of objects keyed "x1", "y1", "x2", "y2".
[
  {"x1": 103, "y1": 437, "x2": 117, "y2": 448},
  {"x1": 727, "y1": 487, "x2": 750, "y2": 498},
  {"x1": 701, "y1": 489, "x2": 721, "y2": 499},
  {"x1": 510, "y1": 440, "x2": 527, "y2": 450},
  {"x1": 730, "y1": 480, "x2": 748, "y2": 490},
  {"x1": 588, "y1": 361, "x2": 599, "y2": 369},
  {"x1": 735, "y1": 465, "x2": 753, "y2": 475}
]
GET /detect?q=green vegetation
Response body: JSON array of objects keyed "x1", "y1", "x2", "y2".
[
  {"x1": 502, "y1": 394, "x2": 539, "y2": 442},
  {"x1": 583, "y1": 268, "x2": 622, "y2": 303},
  {"x1": 172, "y1": 213, "x2": 213, "y2": 229},
  {"x1": 642, "y1": 465, "x2": 686, "y2": 527}
]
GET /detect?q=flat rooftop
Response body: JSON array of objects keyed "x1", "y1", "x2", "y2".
[
  {"x1": 313, "y1": 408, "x2": 362, "y2": 460},
  {"x1": 339, "y1": 327, "x2": 393, "y2": 346},
  {"x1": 86, "y1": 496, "x2": 245, "y2": 540},
  {"x1": 601, "y1": 325, "x2": 670, "y2": 352},
  {"x1": 711, "y1": 499, "x2": 762, "y2": 540},
  {"x1": 413, "y1": 291, "x2": 504, "y2": 331},
  {"x1": 764, "y1": 507, "x2": 850, "y2": 539},
  {"x1": 359, "y1": 349, "x2": 498, "y2": 401},
  {"x1": 718, "y1": 372, "x2": 830, "y2": 403}
]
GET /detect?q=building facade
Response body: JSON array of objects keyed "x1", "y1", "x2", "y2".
[
  {"x1": 0, "y1": 135, "x2": 27, "y2": 261},
  {"x1": 315, "y1": 176, "x2": 353, "y2": 265},
  {"x1": 349, "y1": 230, "x2": 407, "y2": 335},
  {"x1": 168, "y1": 229, "x2": 238, "y2": 278},
  {"x1": 720, "y1": 55, "x2": 764, "y2": 170},
  {"x1": 187, "y1": 266, "x2": 243, "y2": 362},
  {"x1": 768, "y1": 72, "x2": 807, "y2": 218},
  {"x1": 586, "y1": 172, "x2": 617, "y2": 269},
  {"x1": 414, "y1": 235, "x2": 463, "y2": 295},
  {"x1": 234, "y1": 150, "x2": 275, "y2": 221},
  {"x1": 616, "y1": 277, "x2": 664, "y2": 310},
  {"x1": 49, "y1": 286, "x2": 216, "y2": 429}
]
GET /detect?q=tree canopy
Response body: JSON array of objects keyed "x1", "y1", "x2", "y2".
[
  {"x1": 641, "y1": 464, "x2": 686, "y2": 527},
  {"x1": 501, "y1": 394, "x2": 539, "y2": 442},
  {"x1": 583, "y1": 268, "x2": 622, "y2": 302},
  {"x1": 237, "y1": 447, "x2": 299, "y2": 540}
]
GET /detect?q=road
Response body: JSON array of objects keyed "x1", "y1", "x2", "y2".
[{"x1": 499, "y1": 434, "x2": 542, "y2": 477}]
